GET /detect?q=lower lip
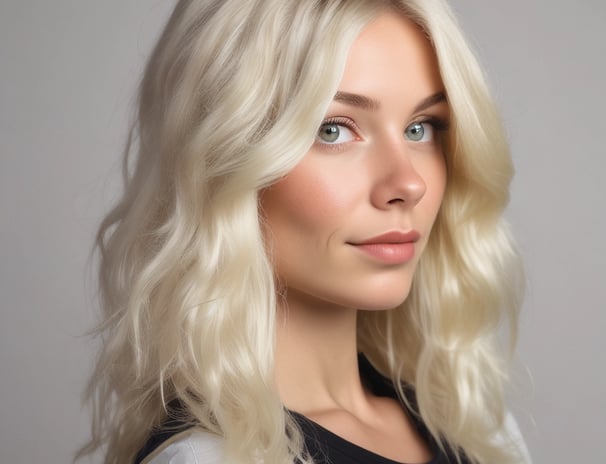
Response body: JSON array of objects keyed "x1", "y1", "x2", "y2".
[{"x1": 351, "y1": 242, "x2": 415, "y2": 264}]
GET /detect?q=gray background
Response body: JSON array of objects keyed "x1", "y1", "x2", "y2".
[{"x1": 1, "y1": 0, "x2": 604, "y2": 462}]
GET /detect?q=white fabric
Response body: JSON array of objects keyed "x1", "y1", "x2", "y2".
[
  {"x1": 145, "y1": 429, "x2": 224, "y2": 464},
  {"x1": 498, "y1": 412, "x2": 533, "y2": 463},
  {"x1": 146, "y1": 413, "x2": 531, "y2": 463}
]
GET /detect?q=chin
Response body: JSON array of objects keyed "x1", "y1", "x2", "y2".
[
  {"x1": 349, "y1": 276, "x2": 414, "y2": 311},
  {"x1": 334, "y1": 282, "x2": 414, "y2": 312},
  {"x1": 355, "y1": 294, "x2": 411, "y2": 311}
]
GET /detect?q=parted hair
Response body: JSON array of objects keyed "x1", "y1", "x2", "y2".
[{"x1": 80, "y1": 0, "x2": 524, "y2": 463}]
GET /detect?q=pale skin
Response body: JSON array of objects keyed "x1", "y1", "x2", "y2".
[{"x1": 262, "y1": 11, "x2": 449, "y2": 464}]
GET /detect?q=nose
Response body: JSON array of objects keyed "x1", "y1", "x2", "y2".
[{"x1": 370, "y1": 140, "x2": 427, "y2": 208}]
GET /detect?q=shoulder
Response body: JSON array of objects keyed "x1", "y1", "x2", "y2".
[
  {"x1": 143, "y1": 428, "x2": 224, "y2": 464},
  {"x1": 494, "y1": 411, "x2": 532, "y2": 464}
]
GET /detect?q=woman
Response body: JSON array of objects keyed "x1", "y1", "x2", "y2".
[{"x1": 81, "y1": 0, "x2": 528, "y2": 463}]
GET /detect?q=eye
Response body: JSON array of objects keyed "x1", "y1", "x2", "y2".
[
  {"x1": 404, "y1": 121, "x2": 434, "y2": 142},
  {"x1": 316, "y1": 122, "x2": 356, "y2": 145}
]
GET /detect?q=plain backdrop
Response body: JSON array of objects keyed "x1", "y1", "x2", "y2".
[{"x1": 1, "y1": 0, "x2": 604, "y2": 462}]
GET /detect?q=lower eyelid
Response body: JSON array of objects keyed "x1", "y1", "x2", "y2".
[{"x1": 313, "y1": 139, "x2": 353, "y2": 153}]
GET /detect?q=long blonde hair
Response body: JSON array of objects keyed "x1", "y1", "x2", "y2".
[{"x1": 80, "y1": 1, "x2": 524, "y2": 463}]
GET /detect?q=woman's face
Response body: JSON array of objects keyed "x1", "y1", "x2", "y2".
[{"x1": 261, "y1": 11, "x2": 448, "y2": 311}]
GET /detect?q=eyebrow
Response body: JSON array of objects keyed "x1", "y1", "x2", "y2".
[
  {"x1": 333, "y1": 90, "x2": 447, "y2": 114},
  {"x1": 334, "y1": 91, "x2": 380, "y2": 111},
  {"x1": 413, "y1": 91, "x2": 447, "y2": 113}
]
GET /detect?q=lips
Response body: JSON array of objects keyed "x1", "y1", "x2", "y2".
[
  {"x1": 353, "y1": 230, "x2": 420, "y2": 245},
  {"x1": 348, "y1": 230, "x2": 420, "y2": 264}
]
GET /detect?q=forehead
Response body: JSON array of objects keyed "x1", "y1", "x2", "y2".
[{"x1": 336, "y1": 11, "x2": 444, "y2": 111}]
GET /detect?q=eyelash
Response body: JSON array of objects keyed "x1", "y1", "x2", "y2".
[
  {"x1": 315, "y1": 115, "x2": 450, "y2": 152},
  {"x1": 417, "y1": 116, "x2": 450, "y2": 134},
  {"x1": 324, "y1": 117, "x2": 360, "y2": 137}
]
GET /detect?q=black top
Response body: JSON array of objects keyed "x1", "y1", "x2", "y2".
[
  {"x1": 291, "y1": 355, "x2": 462, "y2": 464},
  {"x1": 135, "y1": 355, "x2": 467, "y2": 464}
]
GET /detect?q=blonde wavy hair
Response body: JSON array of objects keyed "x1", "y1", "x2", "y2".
[{"x1": 80, "y1": 0, "x2": 524, "y2": 463}]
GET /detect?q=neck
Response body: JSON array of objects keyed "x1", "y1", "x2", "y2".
[{"x1": 274, "y1": 289, "x2": 367, "y2": 415}]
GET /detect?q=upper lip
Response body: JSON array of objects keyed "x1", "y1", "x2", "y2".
[{"x1": 350, "y1": 230, "x2": 420, "y2": 245}]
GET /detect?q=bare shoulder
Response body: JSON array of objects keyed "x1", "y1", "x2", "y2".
[{"x1": 144, "y1": 428, "x2": 224, "y2": 464}]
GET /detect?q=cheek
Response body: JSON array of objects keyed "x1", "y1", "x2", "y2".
[
  {"x1": 260, "y1": 159, "x2": 365, "y2": 293},
  {"x1": 432, "y1": 163, "x2": 447, "y2": 211},
  {"x1": 418, "y1": 153, "x2": 447, "y2": 218},
  {"x1": 261, "y1": 160, "x2": 359, "y2": 237}
]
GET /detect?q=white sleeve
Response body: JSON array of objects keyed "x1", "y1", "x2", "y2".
[
  {"x1": 144, "y1": 429, "x2": 224, "y2": 464},
  {"x1": 497, "y1": 411, "x2": 532, "y2": 464}
]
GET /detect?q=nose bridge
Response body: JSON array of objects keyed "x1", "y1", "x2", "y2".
[{"x1": 370, "y1": 135, "x2": 427, "y2": 207}]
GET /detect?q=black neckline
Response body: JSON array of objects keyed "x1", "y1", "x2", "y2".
[{"x1": 289, "y1": 354, "x2": 443, "y2": 464}]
